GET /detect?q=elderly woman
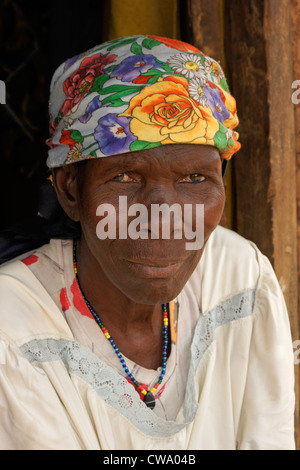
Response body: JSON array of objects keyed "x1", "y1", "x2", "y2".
[{"x1": 0, "y1": 35, "x2": 295, "y2": 450}]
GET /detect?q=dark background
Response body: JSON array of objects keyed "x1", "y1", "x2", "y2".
[{"x1": 0, "y1": 0, "x2": 111, "y2": 229}]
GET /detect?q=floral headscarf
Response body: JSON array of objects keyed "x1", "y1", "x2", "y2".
[{"x1": 46, "y1": 35, "x2": 241, "y2": 167}]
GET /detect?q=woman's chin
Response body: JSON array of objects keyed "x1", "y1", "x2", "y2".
[{"x1": 117, "y1": 278, "x2": 185, "y2": 305}]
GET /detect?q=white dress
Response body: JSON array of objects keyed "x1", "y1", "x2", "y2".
[{"x1": 0, "y1": 226, "x2": 295, "y2": 449}]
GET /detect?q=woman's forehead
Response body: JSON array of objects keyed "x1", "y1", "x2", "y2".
[{"x1": 78, "y1": 144, "x2": 221, "y2": 177}]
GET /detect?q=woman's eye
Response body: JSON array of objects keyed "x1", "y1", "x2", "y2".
[
  {"x1": 182, "y1": 174, "x2": 206, "y2": 184},
  {"x1": 111, "y1": 173, "x2": 133, "y2": 183}
]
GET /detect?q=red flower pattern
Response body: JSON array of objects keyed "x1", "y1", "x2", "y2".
[
  {"x1": 59, "y1": 129, "x2": 76, "y2": 149},
  {"x1": 60, "y1": 53, "x2": 117, "y2": 115},
  {"x1": 21, "y1": 254, "x2": 38, "y2": 266},
  {"x1": 70, "y1": 277, "x2": 94, "y2": 320},
  {"x1": 149, "y1": 35, "x2": 202, "y2": 54},
  {"x1": 60, "y1": 287, "x2": 71, "y2": 313},
  {"x1": 132, "y1": 75, "x2": 155, "y2": 84}
]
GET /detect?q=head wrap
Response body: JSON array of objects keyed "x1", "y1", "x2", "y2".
[{"x1": 46, "y1": 35, "x2": 240, "y2": 168}]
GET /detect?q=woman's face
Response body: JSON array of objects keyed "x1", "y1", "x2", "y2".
[{"x1": 62, "y1": 144, "x2": 225, "y2": 304}]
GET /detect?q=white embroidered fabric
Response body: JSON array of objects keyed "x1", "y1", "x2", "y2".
[{"x1": 21, "y1": 289, "x2": 256, "y2": 438}]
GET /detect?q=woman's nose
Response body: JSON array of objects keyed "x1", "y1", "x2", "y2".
[
  {"x1": 139, "y1": 181, "x2": 178, "y2": 206},
  {"x1": 135, "y1": 182, "x2": 183, "y2": 239}
]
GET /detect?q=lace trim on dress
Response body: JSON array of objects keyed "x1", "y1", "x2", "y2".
[{"x1": 20, "y1": 289, "x2": 256, "y2": 438}]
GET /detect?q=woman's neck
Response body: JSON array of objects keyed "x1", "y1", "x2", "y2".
[{"x1": 74, "y1": 237, "x2": 166, "y2": 369}]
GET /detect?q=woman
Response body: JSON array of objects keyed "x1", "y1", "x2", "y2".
[{"x1": 0, "y1": 35, "x2": 295, "y2": 450}]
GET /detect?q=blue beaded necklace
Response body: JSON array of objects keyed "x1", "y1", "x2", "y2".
[{"x1": 73, "y1": 239, "x2": 169, "y2": 409}]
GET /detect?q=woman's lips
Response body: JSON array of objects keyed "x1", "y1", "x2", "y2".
[{"x1": 123, "y1": 258, "x2": 185, "y2": 278}]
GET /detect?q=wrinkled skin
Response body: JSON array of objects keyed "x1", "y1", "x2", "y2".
[{"x1": 53, "y1": 144, "x2": 225, "y2": 368}]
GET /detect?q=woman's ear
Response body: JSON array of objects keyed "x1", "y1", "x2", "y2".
[{"x1": 52, "y1": 165, "x2": 80, "y2": 222}]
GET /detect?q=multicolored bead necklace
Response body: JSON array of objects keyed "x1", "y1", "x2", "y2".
[{"x1": 73, "y1": 239, "x2": 169, "y2": 410}]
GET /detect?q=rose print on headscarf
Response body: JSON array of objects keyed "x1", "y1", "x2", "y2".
[
  {"x1": 60, "y1": 53, "x2": 117, "y2": 115},
  {"x1": 120, "y1": 75, "x2": 218, "y2": 145}
]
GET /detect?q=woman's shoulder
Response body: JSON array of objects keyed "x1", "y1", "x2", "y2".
[
  {"x1": 208, "y1": 225, "x2": 276, "y2": 284},
  {"x1": 188, "y1": 225, "x2": 278, "y2": 315},
  {"x1": 0, "y1": 240, "x2": 73, "y2": 344},
  {"x1": 199, "y1": 224, "x2": 263, "y2": 286},
  {"x1": 208, "y1": 225, "x2": 260, "y2": 256}
]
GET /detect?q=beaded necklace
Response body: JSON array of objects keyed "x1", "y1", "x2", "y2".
[{"x1": 72, "y1": 239, "x2": 169, "y2": 410}]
